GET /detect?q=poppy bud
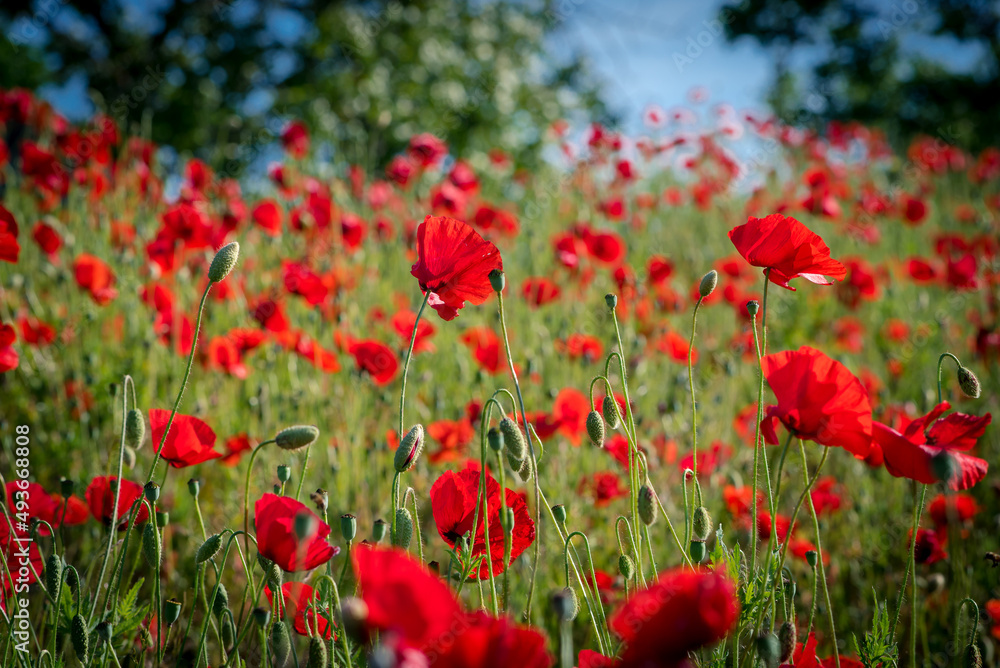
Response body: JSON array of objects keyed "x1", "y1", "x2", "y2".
[
  {"x1": 188, "y1": 478, "x2": 201, "y2": 498},
  {"x1": 252, "y1": 607, "x2": 272, "y2": 628},
  {"x1": 341, "y1": 513, "x2": 357, "y2": 542},
  {"x1": 142, "y1": 522, "x2": 160, "y2": 567},
  {"x1": 308, "y1": 636, "x2": 328, "y2": 668},
  {"x1": 605, "y1": 293, "x2": 618, "y2": 310},
  {"x1": 271, "y1": 620, "x2": 291, "y2": 666},
  {"x1": 373, "y1": 518, "x2": 388, "y2": 543},
  {"x1": 267, "y1": 562, "x2": 283, "y2": 590},
  {"x1": 163, "y1": 598, "x2": 182, "y2": 626},
  {"x1": 213, "y1": 582, "x2": 229, "y2": 617},
  {"x1": 489, "y1": 269, "x2": 505, "y2": 292},
  {"x1": 311, "y1": 488, "x2": 329, "y2": 514},
  {"x1": 690, "y1": 540, "x2": 707, "y2": 563},
  {"x1": 45, "y1": 554, "x2": 63, "y2": 595},
  {"x1": 156, "y1": 511, "x2": 169, "y2": 528},
  {"x1": 931, "y1": 451, "x2": 958, "y2": 485},
  {"x1": 602, "y1": 395, "x2": 620, "y2": 429},
  {"x1": 71, "y1": 614, "x2": 89, "y2": 663},
  {"x1": 778, "y1": 621, "x2": 796, "y2": 662},
  {"x1": 294, "y1": 510, "x2": 318, "y2": 540},
  {"x1": 60, "y1": 477, "x2": 74, "y2": 497},
  {"x1": 552, "y1": 587, "x2": 578, "y2": 622},
  {"x1": 638, "y1": 485, "x2": 656, "y2": 526},
  {"x1": 276, "y1": 425, "x2": 320, "y2": 452},
  {"x1": 95, "y1": 621, "x2": 112, "y2": 643},
  {"x1": 138, "y1": 625, "x2": 153, "y2": 649},
  {"x1": 274, "y1": 484, "x2": 282, "y2": 494},
  {"x1": 805, "y1": 550, "x2": 818, "y2": 567},
  {"x1": 510, "y1": 451, "x2": 533, "y2": 482},
  {"x1": 699, "y1": 269, "x2": 718, "y2": 298},
  {"x1": 552, "y1": 504, "x2": 567, "y2": 524},
  {"x1": 501, "y1": 506, "x2": 515, "y2": 534},
  {"x1": 277, "y1": 465, "x2": 292, "y2": 483},
  {"x1": 692, "y1": 506, "x2": 712, "y2": 541},
  {"x1": 586, "y1": 410, "x2": 605, "y2": 446},
  {"x1": 221, "y1": 615, "x2": 235, "y2": 650},
  {"x1": 487, "y1": 427, "x2": 504, "y2": 452},
  {"x1": 123, "y1": 446, "x2": 136, "y2": 468},
  {"x1": 957, "y1": 366, "x2": 981, "y2": 399},
  {"x1": 747, "y1": 300, "x2": 760, "y2": 317},
  {"x1": 208, "y1": 241, "x2": 240, "y2": 283},
  {"x1": 498, "y1": 417, "x2": 526, "y2": 461},
  {"x1": 618, "y1": 553, "x2": 635, "y2": 580},
  {"x1": 65, "y1": 565, "x2": 80, "y2": 594},
  {"x1": 143, "y1": 482, "x2": 160, "y2": 503},
  {"x1": 394, "y1": 424, "x2": 425, "y2": 473},
  {"x1": 125, "y1": 408, "x2": 145, "y2": 449},
  {"x1": 966, "y1": 643, "x2": 983, "y2": 668},
  {"x1": 756, "y1": 632, "x2": 781, "y2": 668},
  {"x1": 196, "y1": 533, "x2": 224, "y2": 565},
  {"x1": 393, "y1": 508, "x2": 413, "y2": 549}
]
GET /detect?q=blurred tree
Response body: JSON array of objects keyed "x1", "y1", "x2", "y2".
[
  {"x1": 0, "y1": 0, "x2": 609, "y2": 168},
  {"x1": 720, "y1": 0, "x2": 1000, "y2": 151}
]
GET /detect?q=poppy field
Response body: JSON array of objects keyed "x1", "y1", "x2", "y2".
[{"x1": 1, "y1": 88, "x2": 999, "y2": 668}]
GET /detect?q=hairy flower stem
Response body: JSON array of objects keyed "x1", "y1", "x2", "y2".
[
  {"x1": 800, "y1": 442, "x2": 839, "y2": 668},
  {"x1": 398, "y1": 291, "x2": 431, "y2": 456},
  {"x1": 688, "y1": 297, "x2": 704, "y2": 507},
  {"x1": 750, "y1": 272, "x2": 771, "y2": 574},
  {"x1": 495, "y1": 290, "x2": 542, "y2": 621}
]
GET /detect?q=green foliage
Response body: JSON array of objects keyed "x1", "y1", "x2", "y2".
[{"x1": 851, "y1": 592, "x2": 899, "y2": 668}]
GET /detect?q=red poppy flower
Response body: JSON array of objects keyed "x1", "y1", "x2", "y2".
[
  {"x1": 610, "y1": 567, "x2": 738, "y2": 667},
  {"x1": 0, "y1": 324, "x2": 18, "y2": 373},
  {"x1": 281, "y1": 120, "x2": 310, "y2": 158},
  {"x1": 911, "y1": 527, "x2": 948, "y2": 564},
  {"x1": 872, "y1": 402, "x2": 990, "y2": 490},
  {"x1": 73, "y1": 253, "x2": 118, "y2": 304},
  {"x1": 521, "y1": 277, "x2": 561, "y2": 307},
  {"x1": 427, "y1": 419, "x2": 476, "y2": 463},
  {"x1": 408, "y1": 133, "x2": 447, "y2": 167},
  {"x1": 85, "y1": 476, "x2": 150, "y2": 529},
  {"x1": 655, "y1": 330, "x2": 696, "y2": 363},
  {"x1": 584, "y1": 230, "x2": 626, "y2": 265},
  {"x1": 348, "y1": 340, "x2": 399, "y2": 386},
  {"x1": 577, "y1": 472, "x2": 629, "y2": 507},
  {"x1": 0, "y1": 521, "x2": 42, "y2": 595},
  {"x1": 282, "y1": 261, "x2": 328, "y2": 306},
  {"x1": 49, "y1": 494, "x2": 89, "y2": 526},
  {"x1": 432, "y1": 610, "x2": 552, "y2": 668},
  {"x1": 460, "y1": 326, "x2": 503, "y2": 374},
  {"x1": 728, "y1": 213, "x2": 846, "y2": 290},
  {"x1": 352, "y1": 544, "x2": 463, "y2": 649},
  {"x1": 410, "y1": 216, "x2": 503, "y2": 321},
  {"x1": 392, "y1": 310, "x2": 436, "y2": 353},
  {"x1": 265, "y1": 581, "x2": 336, "y2": 639},
  {"x1": 927, "y1": 492, "x2": 979, "y2": 531},
  {"x1": 252, "y1": 200, "x2": 283, "y2": 236},
  {"x1": 148, "y1": 409, "x2": 221, "y2": 468},
  {"x1": 6, "y1": 481, "x2": 60, "y2": 534},
  {"x1": 647, "y1": 256, "x2": 674, "y2": 285},
  {"x1": 430, "y1": 463, "x2": 535, "y2": 579},
  {"x1": 32, "y1": 221, "x2": 62, "y2": 256},
  {"x1": 557, "y1": 333, "x2": 604, "y2": 362},
  {"x1": 220, "y1": 433, "x2": 254, "y2": 467},
  {"x1": 0, "y1": 204, "x2": 19, "y2": 264},
  {"x1": 760, "y1": 346, "x2": 873, "y2": 458},
  {"x1": 578, "y1": 650, "x2": 615, "y2": 668},
  {"x1": 553, "y1": 388, "x2": 589, "y2": 445},
  {"x1": 255, "y1": 493, "x2": 338, "y2": 572},
  {"x1": 18, "y1": 316, "x2": 55, "y2": 346},
  {"x1": 251, "y1": 297, "x2": 290, "y2": 333}
]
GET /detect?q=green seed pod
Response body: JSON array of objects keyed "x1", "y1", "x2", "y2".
[
  {"x1": 747, "y1": 300, "x2": 760, "y2": 317},
  {"x1": 958, "y1": 366, "x2": 982, "y2": 399},
  {"x1": 271, "y1": 620, "x2": 291, "y2": 666},
  {"x1": 213, "y1": 582, "x2": 230, "y2": 617},
  {"x1": 163, "y1": 598, "x2": 182, "y2": 626},
  {"x1": 277, "y1": 465, "x2": 292, "y2": 483},
  {"x1": 756, "y1": 633, "x2": 781, "y2": 668},
  {"x1": 143, "y1": 482, "x2": 160, "y2": 503},
  {"x1": 393, "y1": 508, "x2": 413, "y2": 549},
  {"x1": 142, "y1": 522, "x2": 160, "y2": 567},
  {"x1": 341, "y1": 513, "x2": 358, "y2": 542},
  {"x1": 373, "y1": 518, "x2": 388, "y2": 543},
  {"x1": 208, "y1": 241, "x2": 240, "y2": 283},
  {"x1": 252, "y1": 607, "x2": 272, "y2": 628},
  {"x1": 276, "y1": 425, "x2": 320, "y2": 452},
  {"x1": 966, "y1": 642, "x2": 983, "y2": 668},
  {"x1": 95, "y1": 621, "x2": 113, "y2": 643},
  {"x1": 487, "y1": 426, "x2": 504, "y2": 453},
  {"x1": 586, "y1": 410, "x2": 605, "y2": 446},
  {"x1": 44, "y1": 553, "x2": 63, "y2": 596},
  {"x1": 692, "y1": 506, "x2": 712, "y2": 541},
  {"x1": 805, "y1": 550, "x2": 818, "y2": 568},
  {"x1": 294, "y1": 510, "x2": 318, "y2": 540},
  {"x1": 605, "y1": 293, "x2": 618, "y2": 309},
  {"x1": 498, "y1": 417, "x2": 526, "y2": 461},
  {"x1": 638, "y1": 484, "x2": 656, "y2": 526},
  {"x1": 489, "y1": 269, "x2": 505, "y2": 292},
  {"x1": 699, "y1": 269, "x2": 718, "y2": 298},
  {"x1": 125, "y1": 408, "x2": 145, "y2": 449},
  {"x1": 71, "y1": 614, "x2": 90, "y2": 664},
  {"x1": 196, "y1": 533, "x2": 224, "y2": 565},
  {"x1": 618, "y1": 554, "x2": 635, "y2": 581},
  {"x1": 394, "y1": 424, "x2": 425, "y2": 473},
  {"x1": 188, "y1": 478, "x2": 201, "y2": 498},
  {"x1": 501, "y1": 506, "x2": 515, "y2": 534},
  {"x1": 689, "y1": 540, "x2": 707, "y2": 563},
  {"x1": 307, "y1": 635, "x2": 329, "y2": 668},
  {"x1": 156, "y1": 510, "x2": 170, "y2": 528},
  {"x1": 552, "y1": 504, "x2": 567, "y2": 524},
  {"x1": 552, "y1": 587, "x2": 578, "y2": 622},
  {"x1": 60, "y1": 477, "x2": 74, "y2": 497},
  {"x1": 601, "y1": 395, "x2": 620, "y2": 429},
  {"x1": 778, "y1": 621, "x2": 796, "y2": 663}
]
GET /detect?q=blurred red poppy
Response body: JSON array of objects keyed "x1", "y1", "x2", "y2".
[
  {"x1": 392, "y1": 310, "x2": 436, "y2": 353},
  {"x1": 281, "y1": 121, "x2": 310, "y2": 158},
  {"x1": 31, "y1": 221, "x2": 61, "y2": 256},
  {"x1": 85, "y1": 476, "x2": 150, "y2": 529},
  {"x1": 429, "y1": 463, "x2": 535, "y2": 579},
  {"x1": 149, "y1": 409, "x2": 222, "y2": 468},
  {"x1": 220, "y1": 433, "x2": 254, "y2": 467},
  {"x1": 432, "y1": 610, "x2": 551, "y2": 668},
  {"x1": 553, "y1": 388, "x2": 589, "y2": 445},
  {"x1": 0, "y1": 204, "x2": 19, "y2": 264},
  {"x1": 73, "y1": 253, "x2": 118, "y2": 304},
  {"x1": 410, "y1": 216, "x2": 502, "y2": 321},
  {"x1": 521, "y1": 277, "x2": 561, "y2": 307},
  {"x1": 728, "y1": 213, "x2": 846, "y2": 290},
  {"x1": 265, "y1": 581, "x2": 336, "y2": 639},
  {"x1": 872, "y1": 402, "x2": 990, "y2": 490},
  {"x1": 0, "y1": 324, "x2": 18, "y2": 373},
  {"x1": 252, "y1": 200, "x2": 283, "y2": 236},
  {"x1": 460, "y1": 326, "x2": 503, "y2": 374},
  {"x1": 760, "y1": 346, "x2": 873, "y2": 458},
  {"x1": 348, "y1": 340, "x2": 399, "y2": 386},
  {"x1": 610, "y1": 567, "x2": 738, "y2": 666},
  {"x1": 255, "y1": 493, "x2": 338, "y2": 572}
]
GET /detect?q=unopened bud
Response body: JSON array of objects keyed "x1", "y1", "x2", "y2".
[
  {"x1": 276, "y1": 425, "x2": 319, "y2": 451},
  {"x1": 699, "y1": 269, "x2": 718, "y2": 298},
  {"x1": 805, "y1": 550, "x2": 818, "y2": 567},
  {"x1": 123, "y1": 446, "x2": 136, "y2": 468},
  {"x1": 394, "y1": 424, "x2": 425, "y2": 472},
  {"x1": 618, "y1": 553, "x2": 635, "y2": 580},
  {"x1": 489, "y1": 269, "x2": 505, "y2": 292},
  {"x1": 95, "y1": 621, "x2": 113, "y2": 643},
  {"x1": 552, "y1": 504, "x2": 567, "y2": 524},
  {"x1": 45, "y1": 553, "x2": 63, "y2": 595},
  {"x1": 277, "y1": 465, "x2": 292, "y2": 483},
  {"x1": 501, "y1": 506, "x2": 515, "y2": 533},
  {"x1": 341, "y1": 513, "x2": 357, "y2": 542},
  {"x1": 498, "y1": 418, "x2": 526, "y2": 461},
  {"x1": 690, "y1": 539, "x2": 707, "y2": 563},
  {"x1": 586, "y1": 410, "x2": 605, "y2": 446},
  {"x1": 294, "y1": 511, "x2": 317, "y2": 540},
  {"x1": 71, "y1": 614, "x2": 90, "y2": 664},
  {"x1": 188, "y1": 478, "x2": 201, "y2": 497},
  {"x1": 208, "y1": 241, "x2": 240, "y2": 283},
  {"x1": 156, "y1": 511, "x2": 169, "y2": 527},
  {"x1": 605, "y1": 293, "x2": 618, "y2": 309},
  {"x1": 778, "y1": 621, "x2": 796, "y2": 662},
  {"x1": 756, "y1": 633, "x2": 781, "y2": 668},
  {"x1": 142, "y1": 522, "x2": 160, "y2": 567},
  {"x1": 372, "y1": 518, "x2": 388, "y2": 543},
  {"x1": 393, "y1": 508, "x2": 413, "y2": 549},
  {"x1": 252, "y1": 607, "x2": 272, "y2": 628},
  {"x1": 692, "y1": 506, "x2": 712, "y2": 541},
  {"x1": 213, "y1": 583, "x2": 229, "y2": 617},
  {"x1": 602, "y1": 395, "x2": 620, "y2": 428},
  {"x1": 307, "y1": 635, "x2": 328, "y2": 668},
  {"x1": 552, "y1": 587, "x2": 578, "y2": 621},
  {"x1": 958, "y1": 366, "x2": 982, "y2": 399},
  {"x1": 196, "y1": 533, "x2": 224, "y2": 565},
  {"x1": 966, "y1": 643, "x2": 983, "y2": 668},
  {"x1": 638, "y1": 485, "x2": 656, "y2": 526},
  {"x1": 125, "y1": 409, "x2": 145, "y2": 449},
  {"x1": 487, "y1": 426, "x2": 504, "y2": 452},
  {"x1": 267, "y1": 562, "x2": 283, "y2": 590},
  {"x1": 271, "y1": 620, "x2": 291, "y2": 666}
]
